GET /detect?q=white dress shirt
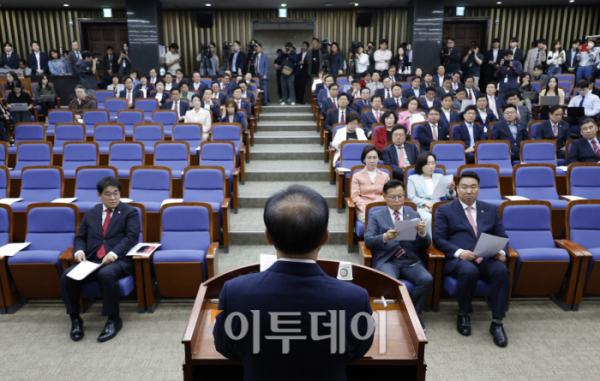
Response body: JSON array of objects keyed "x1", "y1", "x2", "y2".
[
  {"x1": 465, "y1": 123, "x2": 475, "y2": 147},
  {"x1": 395, "y1": 144, "x2": 410, "y2": 165},
  {"x1": 74, "y1": 204, "x2": 118, "y2": 261},
  {"x1": 338, "y1": 108, "x2": 347, "y2": 124},
  {"x1": 35, "y1": 52, "x2": 41, "y2": 71},
  {"x1": 184, "y1": 107, "x2": 212, "y2": 141},
  {"x1": 568, "y1": 93, "x2": 600, "y2": 117},
  {"x1": 171, "y1": 100, "x2": 181, "y2": 111},
  {"x1": 442, "y1": 108, "x2": 451, "y2": 123},
  {"x1": 412, "y1": 88, "x2": 420, "y2": 98},
  {"x1": 278, "y1": 257, "x2": 317, "y2": 264},
  {"x1": 385, "y1": 206, "x2": 426, "y2": 242}
]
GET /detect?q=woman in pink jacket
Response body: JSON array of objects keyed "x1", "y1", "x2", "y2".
[
  {"x1": 396, "y1": 96, "x2": 426, "y2": 135},
  {"x1": 351, "y1": 145, "x2": 390, "y2": 222}
]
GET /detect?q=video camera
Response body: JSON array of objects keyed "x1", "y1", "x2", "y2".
[
  {"x1": 248, "y1": 40, "x2": 259, "y2": 55},
  {"x1": 222, "y1": 41, "x2": 233, "y2": 55},
  {"x1": 349, "y1": 41, "x2": 362, "y2": 55},
  {"x1": 320, "y1": 38, "x2": 331, "y2": 55}
]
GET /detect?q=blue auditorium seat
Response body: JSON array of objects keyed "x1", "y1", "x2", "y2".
[
  {"x1": 73, "y1": 166, "x2": 118, "y2": 212},
  {"x1": 105, "y1": 99, "x2": 127, "y2": 122},
  {"x1": 10, "y1": 142, "x2": 52, "y2": 179},
  {"x1": 62, "y1": 142, "x2": 99, "y2": 178},
  {"x1": 117, "y1": 109, "x2": 143, "y2": 137},
  {"x1": 152, "y1": 110, "x2": 178, "y2": 137},
  {"x1": 154, "y1": 142, "x2": 189, "y2": 179},
  {"x1": 94, "y1": 90, "x2": 115, "y2": 109},
  {"x1": 199, "y1": 142, "x2": 236, "y2": 191},
  {"x1": 53, "y1": 123, "x2": 85, "y2": 154},
  {"x1": 94, "y1": 123, "x2": 125, "y2": 154},
  {"x1": 567, "y1": 164, "x2": 600, "y2": 199},
  {"x1": 134, "y1": 99, "x2": 159, "y2": 122},
  {"x1": 475, "y1": 141, "x2": 513, "y2": 176},
  {"x1": 109, "y1": 142, "x2": 145, "y2": 178},
  {"x1": 8, "y1": 123, "x2": 45, "y2": 154},
  {"x1": 134, "y1": 124, "x2": 164, "y2": 154},
  {"x1": 11, "y1": 166, "x2": 63, "y2": 212},
  {"x1": 47, "y1": 109, "x2": 75, "y2": 136},
  {"x1": 513, "y1": 164, "x2": 568, "y2": 209},
  {"x1": 173, "y1": 124, "x2": 202, "y2": 153},
  {"x1": 129, "y1": 166, "x2": 171, "y2": 211},
  {"x1": 458, "y1": 165, "x2": 506, "y2": 208},
  {"x1": 82, "y1": 109, "x2": 109, "y2": 137},
  {"x1": 567, "y1": 202, "x2": 600, "y2": 295},
  {"x1": 431, "y1": 142, "x2": 465, "y2": 175},
  {"x1": 521, "y1": 141, "x2": 566, "y2": 175}
]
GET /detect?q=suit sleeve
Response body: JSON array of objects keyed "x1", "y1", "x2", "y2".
[
  {"x1": 110, "y1": 208, "x2": 140, "y2": 260},
  {"x1": 365, "y1": 211, "x2": 386, "y2": 250},
  {"x1": 213, "y1": 282, "x2": 242, "y2": 361},
  {"x1": 432, "y1": 206, "x2": 461, "y2": 259},
  {"x1": 407, "y1": 177, "x2": 428, "y2": 208},
  {"x1": 382, "y1": 147, "x2": 400, "y2": 172},
  {"x1": 566, "y1": 141, "x2": 580, "y2": 165},
  {"x1": 73, "y1": 212, "x2": 90, "y2": 254},
  {"x1": 418, "y1": 126, "x2": 434, "y2": 147},
  {"x1": 535, "y1": 124, "x2": 545, "y2": 140}
]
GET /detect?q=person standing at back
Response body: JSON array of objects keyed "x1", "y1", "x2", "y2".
[
  {"x1": 214, "y1": 185, "x2": 374, "y2": 381},
  {"x1": 68, "y1": 40, "x2": 82, "y2": 75}
]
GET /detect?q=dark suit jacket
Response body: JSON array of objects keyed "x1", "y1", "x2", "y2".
[
  {"x1": 535, "y1": 120, "x2": 570, "y2": 152},
  {"x1": 484, "y1": 49, "x2": 502, "y2": 77},
  {"x1": 512, "y1": 48, "x2": 524, "y2": 63},
  {"x1": 499, "y1": 105, "x2": 532, "y2": 127},
  {"x1": 566, "y1": 137, "x2": 600, "y2": 165},
  {"x1": 28, "y1": 52, "x2": 49, "y2": 74},
  {"x1": 495, "y1": 62, "x2": 523, "y2": 93},
  {"x1": 151, "y1": 92, "x2": 169, "y2": 106},
  {"x1": 384, "y1": 97, "x2": 407, "y2": 112},
  {"x1": 403, "y1": 87, "x2": 425, "y2": 99},
  {"x1": 162, "y1": 100, "x2": 189, "y2": 117},
  {"x1": 190, "y1": 81, "x2": 209, "y2": 94},
  {"x1": 242, "y1": 91, "x2": 256, "y2": 107},
  {"x1": 418, "y1": 123, "x2": 449, "y2": 151},
  {"x1": 487, "y1": 95, "x2": 505, "y2": 115},
  {"x1": 1, "y1": 52, "x2": 19, "y2": 69},
  {"x1": 365, "y1": 206, "x2": 431, "y2": 271},
  {"x1": 435, "y1": 86, "x2": 455, "y2": 99},
  {"x1": 320, "y1": 97, "x2": 337, "y2": 118},
  {"x1": 453, "y1": 122, "x2": 487, "y2": 148},
  {"x1": 317, "y1": 88, "x2": 330, "y2": 109},
  {"x1": 73, "y1": 202, "x2": 140, "y2": 272},
  {"x1": 419, "y1": 98, "x2": 442, "y2": 114},
  {"x1": 376, "y1": 87, "x2": 395, "y2": 100},
  {"x1": 231, "y1": 98, "x2": 251, "y2": 120},
  {"x1": 360, "y1": 109, "x2": 384, "y2": 136},
  {"x1": 438, "y1": 109, "x2": 460, "y2": 132},
  {"x1": 330, "y1": 52, "x2": 345, "y2": 76},
  {"x1": 201, "y1": 100, "x2": 221, "y2": 122},
  {"x1": 119, "y1": 89, "x2": 143, "y2": 102},
  {"x1": 382, "y1": 143, "x2": 419, "y2": 173},
  {"x1": 218, "y1": 81, "x2": 234, "y2": 96},
  {"x1": 229, "y1": 50, "x2": 247, "y2": 74},
  {"x1": 212, "y1": 92, "x2": 227, "y2": 105},
  {"x1": 220, "y1": 112, "x2": 246, "y2": 131},
  {"x1": 68, "y1": 51, "x2": 82, "y2": 75},
  {"x1": 463, "y1": 88, "x2": 480, "y2": 100},
  {"x1": 444, "y1": 48, "x2": 461, "y2": 73},
  {"x1": 563, "y1": 49, "x2": 580, "y2": 72},
  {"x1": 324, "y1": 108, "x2": 348, "y2": 133},
  {"x1": 490, "y1": 120, "x2": 529, "y2": 159},
  {"x1": 474, "y1": 108, "x2": 497, "y2": 129},
  {"x1": 433, "y1": 199, "x2": 509, "y2": 274},
  {"x1": 213, "y1": 260, "x2": 373, "y2": 381},
  {"x1": 353, "y1": 99, "x2": 371, "y2": 115},
  {"x1": 101, "y1": 54, "x2": 119, "y2": 78}
]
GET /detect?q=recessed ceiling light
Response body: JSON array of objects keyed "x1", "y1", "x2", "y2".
[
  {"x1": 497, "y1": 1, "x2": 502, "y2": 4},
  {"x1": 569, "y1": 0, "x2": 575, "y2": 2},
  {"x1": 205, "y1": 3, "x2": 211, "y2": 6},
  {"x1": 355, "y1": 2, "x2": 359, "y2": 5},
  {"x1": 281, "y1": 3, "x2": 287, "y2": 6},
  {"x1": 63, "y1": 3, "x2": 69, "y2": 6},
  {"x1": 325, "y1": 3, "x2": 333, "y2": 6}
]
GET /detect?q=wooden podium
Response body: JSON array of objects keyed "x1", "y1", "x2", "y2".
[{"x1": 182, "y1": 259, "x2": 427, "y2": 381}]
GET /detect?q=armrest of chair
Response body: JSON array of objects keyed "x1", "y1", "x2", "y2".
[
  {"x1": 56, "y1": 97, "x2": 61, "y2": 108},
  {"x1": 232, "y1": 168, "x2": 239, "y2": 210},
  {"x1": 336, "y1": 169, "x2": 346, "y2": 209},
  {"x1": 59, "y1": 246, "x2": 75, "y2": 272},
  {"x1": 346, "y1": 198, "x2": 355, "y2": 209},
  {"x1": 554, "y1": 240, "x2": 592, "y2": 258},
  {"x1": 358, "y1": 242, "x2": 372, "y2": 267},
  {"x1": 425, "y1": 246, "x2": 445, "y2": 273},
  {"x1": 206, "y1": 242, "x2": 219, "y2": 279}
]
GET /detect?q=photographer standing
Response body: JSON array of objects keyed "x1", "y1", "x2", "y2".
[
  {"x1": 495, "y1": 50, "x2": 522, "y2": 101},
  {"x1": 306, "y1": 38, "x2": 325, "y2": 80},
  {"x1": 443, "y1": 38, "x2": 461, "y2": 75},
  {"x1": 197, "y1": 42, "x2": 219, "y2": 76},
  {"x1": 77, "y1": 52, "x2": 98, "y2": 98},
  {"x1": 295, "y1": 42, "x2": 309, "y2": 104},
  {"x1": 276, "y1": 42, "x2": 298, "y2": 105},
  {"x1": 351, "y1": 44, "x2": 370, "y2": 77},
  {"x1": 462, "y1": 43, "x2": 483, "y2": 89}
]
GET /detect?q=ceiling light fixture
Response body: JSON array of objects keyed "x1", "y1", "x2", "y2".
[
  {"x1": 497, "y1": 1, "x2": 502, "y2": 4},
  {"x1": 205, "y1": 3, "x2": 211, "y2": 6},
  {"x1": 281, "y1": 3, "x2": 287, "y2": 6},
  {"x1": 325, "y1": 3, "x2": 333, "y2": 6},
  {"x1": 355, "y1": 3, "x2": 359, "y2": 5},
  {"x1": 63, "y1": 3, "x2": 69, "y2": 6}
]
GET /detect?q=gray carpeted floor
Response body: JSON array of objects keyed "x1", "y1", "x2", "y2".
[{"x1": 1, "y1": 297, "x2": 599, "y2": 381}]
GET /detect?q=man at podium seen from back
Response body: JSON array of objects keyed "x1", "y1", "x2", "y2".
[{"x1": 213, "y1": 185, "x2": 374, "y2": 381}]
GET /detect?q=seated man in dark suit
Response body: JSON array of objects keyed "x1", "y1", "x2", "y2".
[
  {"x1": 474, "y1": 95, "x2": 497, "y2": 131},
  {"x1": 535, "y1": 105, "x2": 570, "y2": 159},
  {"x1": 162, "y1": 88, "x2": 188, "y2": 122},
  {"x1": 319, "y1": 83, "x2": 339, "y2": 118},
  {"x1": 419, "y1": 87, "x2": 442, "y2": 114},
  {"x1": 211, "y1": 82, "x2": 227, "y2": 106},
  {"x1": 231, "y1": 86, "x2": 252, "y2": 121},
  {"x1": 435, "y1": 76, "x2": 455, "y2": 99},
  {"x1": 119, "y1": 77, "x2": 142, "y2": 109},
  {"x1": 499, "y1": 92, "x2": 533, "y2": 127},
  {"x1": 201, "y1": 88, "x2": 221, "y2": 123},
  {"x1": 491, "y1": 105, "x2": 529, "y2": 161},
  {"x1": 214, "y1": 185, "x2": 374, "y2": 380},
  {"x1": 316, "y1": 76, "x2": 335, "y2": 108},
  {"x1": 433, "y1": 171, "x2": 510, "y2": 347},
  {"x1": 382, "y1": 125, "x2": 419, "y2": 180},
  {"x1": 218, "y1": 73, "x2": 234, "y2": 96},
  {"x1": 438, "y1": 94, "x2": 460, "y2": 132},
  {"x1": 463, "y1": 76, "x2": 480, "y2": 101},
  {"x1": 566, "y1": 118, "x2": 600, "y2": 164},
  {"x1": 360, "y1": 95, "x2": 385, "y2": 138},
  {"x1": 453, "y1": 105, "x2": 487, "y2": 164},
  {"x1": 190, "y1": 71, "x2": 208, "y2": 93},
  {"x1": 324, "y1": 93, "x2": 351, "y2": 136},
  {"x1": 353, "y1": 87, "x2": 372, "y2": 115},
  {"x1": 403, "y1": 76, "x2": 424, "y2": 99},
  {"x1": 375, "y1": 77, "x2": 394, "y2": 100},
  {"x1": 238, "y1": 80, "x2": 256, "y2": 108},
  {"x1": 163, "y1": 73, "x2": 179, "y2": 92},
  {"x1": 365, "y1": 179, "x2": 433, "y2": 328},
  {"x1": 418, "y1": 107, "x2": 449, "y2": 151},
  {"x1": 383, "y1": 84, "x2": 406, "y2": 112},
  {"x1": 61, "y1": 177, "x2": 140, "y2": 342}
]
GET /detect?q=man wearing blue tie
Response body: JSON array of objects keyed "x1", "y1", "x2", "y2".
[
  {"x1": 433, "y1": 171, "x2": 510, "y2": 347},
  {"x1": 453, "y1": 105, "x2": 487, "y2": 164},
  {"x1": 254, "y1": 43, "x2": 269, "y2": 104},
  {"x1": 566, "y1": 79, "x2": 600, "y2": 128}
]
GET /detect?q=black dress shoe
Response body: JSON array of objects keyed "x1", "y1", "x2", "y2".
[
  {"x1": 490, "y1": 322, "x2": 508, "y2": 347},
  {"x1": 457, "y1": 314, "x2": 471, "y2": 336},
  {"x1": 97, "y1": 318, "x2": 123, "y2": 342},
  {"x1": 70, "y1": 318, "x2": 84, "y2": 341}
]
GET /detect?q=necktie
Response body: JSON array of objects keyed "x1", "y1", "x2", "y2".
[
  {"x1": 465, "y1": 206, "x2": 483, "y2": 264},
  {"x1": 467, "y1": 89, "x2": 472, "y2": 99},
  {"x1": 96, "y1": 209, "x2": 112, "y2": 259},
  {"x1": 396, "y1": 98, "x2": 400, "y2": 108},
  {"x1": 386, "y1": 89, "x2": 391, "y2": 99},
  {"x1": 592, "y1": 140, "x2": 600, "y2": 158},
  {"x1": 579, "y1": 95, "x2": 585, "y2": 108},
  {"x1": 535, "y1": 49, "x2": 540, "y2": 65},
  {"x1": 174, "y1": 101, "x2": 178, "y2": 113},
  {"x1": 77, "y1": 52, "x2": 81, "y2": 60},
  {"x1": 432, "y1": 124, "x2": 438, "y2": 140},
  {"x1": 516, "y1": 110, "x2": 521, "y2": 121},
  {"x1": 398, "y1": 145, "x2": 405, "y2": 168},
  {"x1": 341, "y1": 110, "x2": 345, "y2": 124},
  {"x1": 236, "y1": 100, "x2": 241, "y2": 109},
  {"x1": 333, "y1": 98, "x2": 337, "y2": 108},
  {"x1": 255, "y1": 55, "x2": 259, "y2": 72},
  {"x1": 393, "y1": 211, "x2": 405, "y2": 258},
  {"x1": 375, "y1": 83, "x2": 379, "y2": 90},
  {"x1": 127, "y1": 90, "x2": 131, "y2": 104},
  {"x1": 375, "y1": 110, "x2": 380, "y2": 123},
  {"x1": 553, "y1": 124, "x2": 558, "y2": 137}
]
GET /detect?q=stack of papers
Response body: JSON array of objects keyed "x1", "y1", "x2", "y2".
[
  {"x1": 392, "y1": 218, "x2": 421, "y2": 241},
  {"x1": 120, "y1": 198, "x2": 133, "y2": 203},
  {"x1": 474, "y1": 233, "x2": 509, "y2": 258},
  {"x1": 0, "y1": 243, "x2": 30, "y2": 257},
  {"x1": 504, "y1": 195, "x2": 529, "y2": 201},
  {"x1": 431, "y1": 175, "x2": 454, "y2": 199},
  {"x1": 336, "y1": 167, "x2": 350, "y2": 173},
  {"x1": 52, "y1": 198, "x2": 77, "y2": 203},
  {"x1": 161, "y1": 198, "x2": 183, "y2": 207},
  {"x1": 66, "y1": 261, "x2": 101, "y2": 281},
  {"x1": 562, "y1": 195, "x2": 586, "y2": 201},
  {"x1": 0, "y1": 198, "x2": 22, "y2": 205}
]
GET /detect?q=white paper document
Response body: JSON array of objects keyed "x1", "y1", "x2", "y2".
[
  {"x1": 557, "y1": 166, "x2": 568, "y2": 172},
  {"x1": 336, "y1": 167, "x2": 351, "y2": 173},
  {"x1": 126, "y1": 243, "x2": 161, "y2": 257},
  {"x1": 120, "y1": 198, "x2": 133, "y2": 203},
  {"x1": 504, "y1": 195, "x2": 529, "y2": 201},
  {"x1": 562, "y1": 195, "x2": 586, "y2": 201},
  {"x1": 161, "y1": 198, "x2": 183, "y2": 207},
  {"x1": 0, "y1": 242, "x2": 30, "y2": 257},
  {"x1": 66, "y1": 261, "x2": 101, "y2": 281},
  {"x1": 474, "y1": 233, "x2": 509, "y2": 258},
  {"x1": 260, "y1": 254, "x2": 277, "y2": 271},
  {"x1": 52, "y1": 198, "x2": 77, "y2": 203},
  {"x1": 0, "y1": 198, "x2": 22, "y2": 205},
  {"x1": 431, "y1": 175, "x2": 454, "y2": 199},
  {"x1": 393, "y1": 218, "x2": 421, "y2": 242}
]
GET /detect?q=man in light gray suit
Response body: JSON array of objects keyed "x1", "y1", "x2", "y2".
[
  {"x1": 499, "y1": 92, "x2": 533, "y2": 127},
  {"x1": 68, "y1": 40, "x2": 83, "y2": 75},
  {"x1": 365, "y1": 179, "x2": 433, "y2": 328}
]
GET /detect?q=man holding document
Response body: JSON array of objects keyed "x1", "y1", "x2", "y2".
[
  {"x1": 433, "y1": 171, "x2": 510, "y2": 347},
  {"x1": 60, "y1": 176, "x2": 140, "y2": 342},
  {"x1": 365, "y1": 179, "x2": 433, "y2": 328}
]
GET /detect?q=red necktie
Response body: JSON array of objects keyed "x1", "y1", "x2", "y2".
[
  {"x1": 466, "y1": 206, "x2": 483, "y2": 264},
  {"x1": 375, "y1": 110, "x2": 380, "y2": 123},
  {"x1": 396, "y1": 98, "x2": 400, "y2": 108},
  {"x1": 467, "y1": 89, "x2": 472, "y2": 99},
  {"x1": 333, "y1": 98, "x2": 337, "y2": 108},
  {"x1": 432, "y1": 124, "x2": 438, "y2": 140},
  {"x1": 96, "y1": 209, "x2": 112, "y2": 259},
  {"x1": 341, "y1": 110, "x2": 345, "y2": 124},
  {"x1": 236, "y1": 100, "x2": 241, "y2": 109},
  {"x1": 174, "y1": 101, "x2": 178, "y2": 113},
  {"x1": 516, "y1": 110, "x2": 521, "y2": 121},
  {"x1": 592, "y1": 140, "x2": 600, "y2": 158},
  {"x1": 393, "y1": 211, "x2": 405, "y2": 258},
  {"x1": 553, "y1": 124, "x2": 558, "y2": 137},
  {"x1": 398, "y1": 145, "x2": 405, "y2": 168},
  {"x1": 386, "y1": 89, "x2": 391, "y2": 99}
]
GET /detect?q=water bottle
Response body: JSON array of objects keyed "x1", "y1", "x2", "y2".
[{"x1": 160, "y1": 67, "x2": 166, "y2": 76}]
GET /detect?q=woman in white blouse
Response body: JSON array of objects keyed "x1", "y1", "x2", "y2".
[
  {"x1": 331, "y1": 111, "x2": 367, "y2": 164},
  {"x1": 107, "y1": 75, "x2": 124, "y2": 95},
  {"x1": 546, "y1": 40, "x2": 566, "y2": 79},
  {"x1": 184, "y1": 95, "x2": 212, "y2": 141},
  {"x1": 353, "y1": 45, "x2": 370, "y2": 77},
  {"x1": 407, "y1": 151, "x2": 456, "y2": 236},
  {"x1": 153, "y1": 81, "x2": 169, "y2": 107}
]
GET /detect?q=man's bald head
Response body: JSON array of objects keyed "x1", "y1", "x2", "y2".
[{"x1": 264, "y1": 185, "x2": 329, "y2": 255}]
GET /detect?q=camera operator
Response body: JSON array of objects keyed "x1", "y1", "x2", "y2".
[
  {"x1": 275, "y1": 42, "x2": 298, "y2": 105},
  {"x1": 495, "y1": 50, "x2": 522, "y2": 101},
  {"x1": 76, "y1": 51, "x2": 98, "y2": 98},
  {"x1": 462, "y1": 42, "x2": 483, "y2": 89},
  {"x1": 374, "y1": 39, "x2": 392, "y2": 77},
  {"x1": 329, "y1": 42, "x2": 345, "y2": 80},
  {"x1": 197, "y1": 42, "x2": 219, "y2": 76},
  {"x1": 230, "y1": 41, "x2": 247, "y2": 76},
  {"x1": 443, "y1": 38, "x2": 461, "y2": 76},
  {"x1": 295, "y1": 41, "x2": 310, "y2": 105},
  {"x1": 366, "y1": 41, "x2": 375, "y2": 74},
  {"x1": 349, "y1": 42, "x2": 369, "y2": 77}
]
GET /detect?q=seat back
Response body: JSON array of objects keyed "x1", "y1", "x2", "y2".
[
  {"x1": 63, "y1": 142, "x2": 99, "y2": 173},
  {"x1": 339, "y1": 141, "x2": 373, "y2": 169},
  {"x1": 0, "y1": 204, "x2": 11, "y2": 245},
  {"x1": 557, "y1": 80, "x2": 572, "y2": 97},
  {"x1": 0, "y1": 167, "x2": 9, "y2": 199},
  {"x1": 14, "y1": 142, "x2": 52, "y2": 171},
  {"x1": 129, "y1": 203, "x2": 146, "y2": 242},
  {"x1": 14, "y1": 123, "x2": 46, "y2": 146},
  {"x1": 529, "y1": 121, "x2": 544, "y2": 139},
  {"x1": 26, "y1": 205, "x2": 77, "y2": 252},
  {"x1": 173, "y1": 123, "x2": 202, "y2": 153},
  {"x1": 134, "y1": 99, "x2": 159, "y2": 120},
  {"x1": 212, "y1": 124, "x2": 242, "y2": 150},
  {"x1": 152, "y1": 110, "x2": 178, "y2": 137},
  {"x1": 82, "y1": 110, "x2": 109, "y2": 136},
  {"x1": 94, "y1": 90, "x2": 115, "y2": 109},
  {"x1": 337, "y1": 76, "x2": 349, "y2": 86},
  {"x1": 109, "y1": 142, "x2": 145, "y2": 177},
  {"x1": 554, "y1": 74, "x2": 574, "y2": 88},
  {"x1": 475, "y1": 141, "x2": 512, "y2": 169},
  {"x1": 183, "y1": 167, "x2": 226, "y2": 205},
  {"x1": 0, "y1": 141, "x2": 7, "y2": 166},
  {"x1": 105, "y1": 99, "x2": 128, "y2": 121},
  {"x1": 129, "y1": 166, "x2": 172, "y2": 203},
  {"x1": 199, "y1": 142, "x2": 235, "y2": 172},
  {"x1": 567, "y1": 201, "x2": 600, "y2": 249},
  {"x1": 160, "y1": 203, "x2": 211, "y2": 252},
  {"x1": 20, "y1": 166, "x2": 63, "y2": 202},
  {"x1": 74, "y1": 166, "x2": 118, "y2": 201},
  {"x1": 154, "y1": 142, "x2": 190, "y2": 176},
  {"x1": 411, "y1": 122, "x2": 428, "y2": 145},
  {"x1": 430, "y1": 141, "x2": 465, "y2": 175},
  {"x1": 514, "y1": 164, "x2": 558, "y2": 200},
  {"x1": 457, "y1": 165, "x2": 502, "y2": 201},
  {"x1": 47, "y1": 110, "x2": 75, "y2": 135},
  {"x1": 117, "y1": 110, "x2": 144, "y2": 136},
  {"x1": 500, "y1": 202, "x2": 555, "y2": 249},
  {"x1": 521, "y1": 141, "x2": 557, "y2": 166},
  {"x1": 134, "y1": 124, "x2": 164, "y2": 152},
  {"x1": 94, "y1": 123, "x2": 125, "y2": 153},
  {"x1": 54, "y1": 123, "x2": 85, "y2": 151},
  {"x1": 567, "y1": 164, "x2": 600, "y2": 199}
]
